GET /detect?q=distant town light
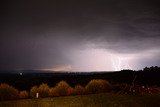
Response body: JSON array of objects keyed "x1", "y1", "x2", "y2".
[{"x1": 20, "y1": 72, "x2": 23, "y2": 75}]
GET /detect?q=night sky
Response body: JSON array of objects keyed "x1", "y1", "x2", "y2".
[{"x1": 1, "y1": 0, "x2": 160, "y2": 72}]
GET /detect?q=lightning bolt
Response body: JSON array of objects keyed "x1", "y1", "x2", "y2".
[
  {"x1": 110, "y1": 54, "x2": 132, "y2": 71},
  {"x1": 111, "y1": 56, "x2": 117, "y2": 71},
  {"x1": 124, "y1": 59, "x2": 132, "y2": 70},
  {"x1": 117, "y1": 56, "x2": 121, "y2": 71},
  {"x1": 110, "y1": 54, "x2": 121, "y2": 71}
]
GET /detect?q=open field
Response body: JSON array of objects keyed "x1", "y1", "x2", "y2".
[{"x1": 0, "y1": 93, "x2": 160, "y2": 107}]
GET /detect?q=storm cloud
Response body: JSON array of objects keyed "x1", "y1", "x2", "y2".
[{"x1": 1, "y1": 0, "x2": 160, "y2": 71}]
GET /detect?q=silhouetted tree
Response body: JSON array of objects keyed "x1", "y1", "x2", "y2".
[
  {"x1": 85, "y1": 79, "x2": 111, "y2": 94},
  {"x1": 19, "y1": 90, "x2": 29, "y2": 99},
  {"x1": 0, "y1": 83, "x2": 19, "y2": 100}
]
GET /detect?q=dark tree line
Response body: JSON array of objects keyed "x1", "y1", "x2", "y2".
[
  {"x1": 0, "y1": 66, "x2": 160, "y2": 91},
  {"x1": 143, "y1": 66, "x2": 160, "y2": 72}
]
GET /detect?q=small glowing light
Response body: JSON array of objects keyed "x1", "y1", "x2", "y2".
[
  {"x1": 19, "y1": 72, "x2": 23, "y2": 75},
  {"x1": 36, "y1": 93, "x2": 39, "y2": 98}
]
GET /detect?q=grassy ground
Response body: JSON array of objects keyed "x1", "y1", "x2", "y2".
[{"x1": 0, "y1": 93, "x2": 160, "y2": 107}]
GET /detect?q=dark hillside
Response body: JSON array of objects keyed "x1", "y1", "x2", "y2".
[{"x1": 0, "y1": 66, "x2": 160, "y2": 90}]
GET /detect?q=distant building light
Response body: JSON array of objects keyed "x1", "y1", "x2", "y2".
[{"x1": 20, "y1": 73, "x2": 23, "y2": 75}]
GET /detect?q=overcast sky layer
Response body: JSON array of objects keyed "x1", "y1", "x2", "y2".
[{"x1": 1, "y1": 0, "x2": 160, "y2": 72}]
